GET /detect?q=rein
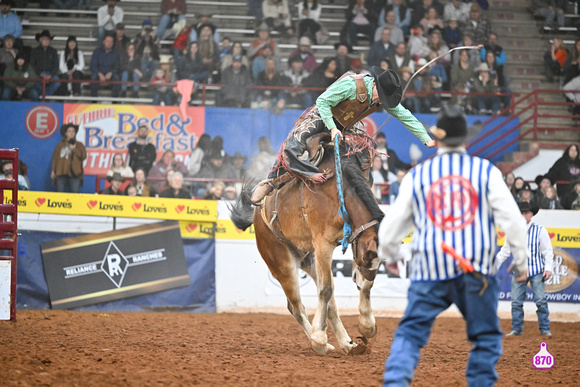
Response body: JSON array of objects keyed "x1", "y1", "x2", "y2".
[{"x1": 334, "y1": 133, "x2": 352, "y2": 253}]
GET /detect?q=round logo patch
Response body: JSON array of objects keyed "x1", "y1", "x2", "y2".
[
  {"x1": 25, "y1": 105, "x2": 59, "y2": 139},
  {"x1": 426, "y1": 175, "x2": 478, "y2": 231}
]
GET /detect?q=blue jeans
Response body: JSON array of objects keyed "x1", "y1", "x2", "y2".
[
  {"x1": 510, "y1": 273, "x2": 550, "y2": 334},
  {"x1": 35, "y1": 73, "x2": 60, "y2": 96},
  {"x1": 90, "y1": 73, "x2": 120, "y2": 97},
  {"x1": 1, "y1": 86, "x2": 39, "y2": 101},
  {"x1": 56, "y1": 175, "x2": 81, "y2": 193},
  {"x1": 140, "y1": 57, "x2": 160, "y2": 82},
  {"x1": 384, "y1": 274, "x2": 502, "y2": 387},
  {"x1": 121, "y1": 70, "x2": 140, "y2": 92},
  {"x1": 156, "y1": 13, "x2": 186, "y2": 38},
  {"x1": 152, "y1": 90, "x2": 173, "y2": 105}
]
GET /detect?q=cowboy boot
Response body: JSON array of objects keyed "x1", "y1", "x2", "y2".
[{"x1": 251, "y1": 181, "x2": 275, "y2": 203}]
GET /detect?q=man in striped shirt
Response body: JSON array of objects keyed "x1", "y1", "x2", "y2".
[
  {"x1": 378, "y1": 103, "x2": 528, "y2": 386},
  {"x1": 250, "y1": 67, "x2": 435, "y2": 203},
  {"x1": 496, "y1": 201, "x2": 554, "y2": 338}
]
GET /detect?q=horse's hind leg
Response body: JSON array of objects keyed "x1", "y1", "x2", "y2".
[{"x1": 301, "y1": 254, "x2": 354, "y2": 354}]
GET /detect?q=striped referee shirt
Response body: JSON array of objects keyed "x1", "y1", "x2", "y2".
[
  {"x1": 497, "y1": 221, "x2": 554, "y2": 278},
  {"x1": 378, "y1": 146, "x2": 528, "y2": 281}
]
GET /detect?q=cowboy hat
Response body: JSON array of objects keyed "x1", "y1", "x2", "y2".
[
  {"x1": 428, "y1": 103, "x2": 483, "y2": 146},
  {"x1": 476, "y1": 63, "x2": 491, "y2": 73},
  {"x1": 299, "y1": 36, "x2": 311, "y2": 46},
  {"x1": 230, "y1": 152, "x2": 247, "y2": 163},
  {"x1": 59, "y1": 123, "x2": 79, "y2": 137},
  {"x1": 334, "y1": 41, "x2": 353, "y2": 53},
  {"x1": 107, "y1": 172, "x2": 124, "y2": 182},
  {"x1": 0, "y1": 0, "x2": 15, "y2": 7},
  {"x1": 35, "y1": 29, "x2": 54, "y2": 41},
  {"x1": 534, "y1": 174, "x2": 556, "y2": 186},
  {"x1": 371, "y1": 67, "x2": 402, "y2": 109},
  {"x1": 518, "y1": 201, "x2": 538, "y2": 216}
]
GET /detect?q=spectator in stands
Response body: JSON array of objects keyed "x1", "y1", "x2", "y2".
[
  {"x1": 223, "y1": 185, "x2": 237, "y2": 201},
  {"x1": 481, "y1": 32, "x2": 506, "y2": 68},
  {"x1": 248, "y1": 24, "x2": 279, "y2": 61},
  {"x1": 304, "y1": 56, "x2": 337, "y2": 101},
  {"x1": 564, "y1": 39, "x2": 580, "y2": 85},
  {"x1": 187, "y1": 133, "x2": 211, "y2": 177},
  {"x1": 51, "y1": 123, "x2": 86, "y2": 193},
  {"x1": 90, "y1": 34, "x2": 120, "y2": 98},
  {"x1": 399, "y1": 66, "x2": 421, "y2": 113},
  {"x1": 461, "y1": 3, "x2": 491, "y2": 45},
  {"x1": 427, "y1": 29, "x2": 450, "y2": 67},
  {"x1": 220, "y1": 41, "x2": 249, "y2": 72},
  {"x1": 561, "y1": 179, "x2": 580, "y2": 210},
  {"x1": 177, "y1": 41, "x2": 209, "y2": 82},
  {"x1": 504, "y1": 172, "x2": 516, "y2": 192},
  {"x1": 1, "y1": 52, "x2": 38, "y2": 100},
  {"x1": 126, "y1": 186, "x2": 137, "y2": 196},
  {"x1": 534, "y1": 174, "x2": 556, "y2": 204},
  {"x1": 198, "y1": 24, "x2": 220, "y2": 79},
  {"x1": 149, "y1": 149, "x2": 188, "y2": 193},
  {"x1": 220, "y1": 37, "x2": 232, "y2": 58},
  {"x1": 408, "y1": 24, "x2": 430, "y2": 60},
  {"x1": 0, "y1": 34, "x2": 17, "y2": 70},
  {"x1": 344, "y1": 0, "x2": 376, "y2": 46},
  {"x1": 544, "y1": 38, "x2": 568, "y2": 83},
  {"x1": 254, "y1": 57, "x2": 287, "y2": 113},
  {"x1": 150, "y1": 67, "x2": 173, "y2": 106},
  {"x1": 53, "y1": 0, "x2": 79, "y2": 10},
  {"x1": 420, "y1": 7, "x2": 444, "y2": 36},
  {"x1": 288, "y1": 36, "x2": 318, "y2": 72},
  {"x1": 450, "y1": 49, "x2": 475, "y2": 113},
  {"x1": 0, "y1": 0, "x2": 21, "y2": 48},
  {"x1": 388, "y1": 42, "x2": 415, "y2": 76},
  {"x1": 370, "y1": 154, "x2": 388, "y2": 203},
  {"x1": 156, "y1": 0, "x2": 186, "y2": 39},
  {"x1": 262, "y1": 0, "x2": 294, "y2": 37},
  {"x1": 107, "y1": 153, "x2": 134, "y2": 179},
  {"x1": 134, "y1": 20, "x2": 161, "y2": 82},
  {"x1": 374, "y1": 132, "x2": 411, "y2": 182},
  {"x1": 531, "y1": 0, "x2": 567, "y2": 31},
  {"x1": 0, "y1": 160, "x2": 28, "y2": 189},
  {"x1": 375, "y1": 10, "x2": 404, "y2": 46},
  {"x1": 389, "y1": 168, "x2": 407, "y2": 204},
  {"x1": 189, "y1": 13, "x2": 220, "y2": 44},
  {"x1": 410, "y1": 57, "x2": 435, "y2": 113},
  {"x1": 443, "y1": 0, "x2": 470, "y2": 25},
  {"x1": 297, "y1": 0, "x2": 322, "y2": 43},
  {"x1": 195, "y1": 150, "x2": 236, "y2": 183},
  {"x1": 368, "y1": 27, "x2": 396, "y2": 68},
  {"x1": 379, "y1": 57, "x2": 391, "y2": 70},
  {"x1": 484, "y1": 50, "x2": 511, "y2": 110},
  {"x1": 30, "y1": 29, "x2": 60, "y2": 97},
  {"x1": 512, "y1": 176, "x2": 525, "y2": 198},
  {"x1": 333, "y1": 42, "x2": 353, "y2": 77},
  {"x1": 379, "y1": 0, "x2": 411, "y2": 36},
  {"x1": 101, "y1": 172, "x2": 125, "y2": 195},
  {"x1": 128, "y1": 124, "x2": 156, "y2": 173},
  {"x1": 251, "y1": 44, "x2": 279, "y2": 80},
  {"x1": 472, "y1": 62, "x2": 500, "y2": 115},
  {"x1": 409, "y1": 0, "x2": 444, "y2": 30},
  {"x1": 128, "y1": 167, "x2": 155, "y2": 196},
  {"x1": 159, "y1": 171, "x2": 191, "y2": 198},
  {"x1": 442, "y1": 18, "x2": 462, "y2": 49},
  {"x1": 113, "y1": 23, "x2": 130, "y2": 58},
  {"x1": 219, "y1": 54, "x2": 252, "y2": 107},
  {"x1": 97, "y1": 0, "x2": 124, "y2": 49},
  {"x1": 247, "y1": 136, "x2": 276, "y2": 179},
  {"x1": 247, "y1": 0, "x2": 263, "y2": 28},
  {"x1": 545, "y1": 144, "x2": 580, "y2": 199},
  {"x1": 516, "y1": 182, "x2": 534, "y2": 204},
  {"x1": 453, "y1": 33, "x2": 481, "y2": 68},
  {"x1": 119, "y1": 43, "x2": 142, "y2": 98},
  {"x1": 210, "y1": 135, "x2": 227, "y2": 160},
  {"x1": 284, "y1": 54, "x2": 311, "y2": 108},
  {"x1": 230, "y1": 152, "x2": 248, "y2": 180},
  {"x1": 58, "y1": 36, "x2": 84, "y2": 97},
  {"x1": 202, "y1": 180, "x2": 225, "y2": 200}
]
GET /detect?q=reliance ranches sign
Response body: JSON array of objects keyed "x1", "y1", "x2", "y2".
[{"x1": 41, "y1": 221, "x2": 190, "y2": 309}]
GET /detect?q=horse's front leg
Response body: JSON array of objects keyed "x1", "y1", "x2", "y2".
[
  {"x1": 353, "y1": 265, "x2": 377, "y2": 338},
  {"x1": 310, "y1": 242, "x2": 337, "y2": 356}
]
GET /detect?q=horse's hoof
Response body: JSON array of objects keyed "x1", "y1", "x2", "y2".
[
  {"x1": 358, "y1": 322, "x2": 377, "y2": 338},
  {"x1": 348, "y1": 338, "x2": 369, "y2": 355},
  {"x1": 340, "y1": 340, "x2": 358, "y2": 354},
  {"x1": 311, "y1": 331, "x2": 329, "y2": 356}
]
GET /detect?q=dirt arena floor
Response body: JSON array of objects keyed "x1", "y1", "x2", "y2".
[{"x1": 1, "y1": 310, "x2": 578, "y2": 386}]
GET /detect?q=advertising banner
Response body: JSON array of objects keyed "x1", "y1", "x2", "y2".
[
  {"x1": 62, "y1": 104, "x2": 205, "y2": 175},
  {"x1": 41, "y1": 221, "x2": 190, "y2": 309}
]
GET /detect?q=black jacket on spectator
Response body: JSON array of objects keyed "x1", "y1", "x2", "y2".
[
  {"x1": 128, "y1": 141, "x2": 157, "y2": 174},
  {"x1": 219, "y1": 64, "x2": 251, "y2": 107},
  {"x1": 546, "y1": 145, "x2": 580, "y2": 199},
  {"x1": 30, "y1": 45, "x2": 59, "y2": 76}
]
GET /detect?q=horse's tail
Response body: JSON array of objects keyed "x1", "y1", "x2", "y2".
[{"x1": 229, "y1": 179, "x2": 259, "y2": 231}]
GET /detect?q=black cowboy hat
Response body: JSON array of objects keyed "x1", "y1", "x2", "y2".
[
  {"x1": 428, "y1": 103, "x2": 483, "y2": 146},
  {"x1": 35, "y1": 29, "x2": 54, "y2": 41},
  {"x1": 334, "y1": 41, "x2": 353, "y2": 53},
  {"x1": 518, "y1": 201, "x2": 538, "y2": 216},
  {"x1": 520, "y1": 182, "x2": 532, "y2": 192},
  {"x1": 107, "y1": 172, "x2": 124, "y2": 182},
  {"x1": 230, "y1": 152, "x2": 247, "y2": 163},
  {"x1": 0, "y1": 0, "x2": 15, "y2": 7},
  {"x1": 534, "y1": 174, "x2": 555, "y2": 186},
  {"x1": 371, "y1": 67, "x2": 402, "y2": 109},
  {"x1": 59, "y1": 123, "x2": 79, "y2": 137}
]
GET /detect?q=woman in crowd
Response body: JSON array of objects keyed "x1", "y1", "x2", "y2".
[
  {"x1": 177, "y1": 41, "x2": 209, "y2": 82},
  {"x1": 511, "y1": 176, "x2": 525, "y2": 198},
  {"x1": 220, "y1": 41, "x2": 249, "y2": 72},
  {"x1": 419, "y1": 7, "x2": 444, "y2": 36},
  {"x1": 107, "y1": 153, "x2": 134, "y2": 179},
  {"x1": 59, "y1": 36, "x2": 84, "y2": 96},
  {"x1": 51, "y1": 123, "x2": 86, "y2": 193},
  {"x1": 148, "y1": 150, "x2": 188, "y2": 193},
  {"x1": 546, "y1": 144, "x2": 580, "y2": 199},
  {"x1": 159, "y1": 172, "x2": 191, "y2": 198},
  {"x1": 1, "y1": 53, "x2": 39, "y2": 101},
  {"x1": 427, "y1": 29, "x2": 450, "y2": 67},
  {"x1": 539, "y1": 186, "x2": 563, "y2": 210},
  {"x1": 128, "y1": 167, "x2": 155, "y2": 196},
  {"x1": 247, "y1": 136, "x2": 277, "y2": 179},
  {"x1": 120, "y1": 43, "x2": 143, "y2": 98},
  {"x1": 304, "y1": 57, "x2": 338, "y2": 101},
  {"x1": 450, "y1": 49, "x2": 475, "y2": 113},
  {"x1": 297, "y1": 0, "x2": 322, "y2": 42},
  {"x1": 503, "y1": 172, "x2": 515, "y2": 192},
  {"x1": 370, "y1": 155, "x2": 388, "y2": 203},
  {"x1": 198, "y1": 25, "x2": 220, "y2": 79},
  {"x1": 0, "y1": 35, "x2": 18, "y2": 77},
  {"x1": 543, "y1": 37, "x2": 568, "y2": 83},
  {"x1": 255, "y1": 57, "x2": 287, "y2": 113}
]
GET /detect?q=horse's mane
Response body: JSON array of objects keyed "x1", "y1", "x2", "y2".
[{"x1": 339, "y1": 138, "x2": 385, "y2": 223}]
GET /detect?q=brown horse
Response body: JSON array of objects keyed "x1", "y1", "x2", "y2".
[{"x1": 230, "y1": 135, "x2": 384, "y2": 355}]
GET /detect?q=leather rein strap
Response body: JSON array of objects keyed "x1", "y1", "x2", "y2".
[{"x1": 348, "y1": 219, "x2": 379, "y2": 243}]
